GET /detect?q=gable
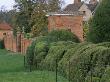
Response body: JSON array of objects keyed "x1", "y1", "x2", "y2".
[
  {"x1": 63, "y1": 2, "x2": 83, "y2": 12},
  {"x1": 79, "y1": 3, "x2": 91, "y2": 12}
]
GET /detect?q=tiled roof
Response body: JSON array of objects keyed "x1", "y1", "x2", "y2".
[
  {"x1": 86, "y1": 3, "x2": 98, "y2": 12},
  {"x1": 47, "y1": 2, "x2": 98, "y2": 16},
  {"x1": 63, "y1": 2, "x2": 98, "y2": 12},
  {"x1": 0, "y1": 23, "x2": 12, "y2": 30},
  {"x1": 63, "y1": 2, "x2": 83, "y2": 12}
]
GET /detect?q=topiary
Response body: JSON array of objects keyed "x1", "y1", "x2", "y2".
[
  {"x1": 101, "y1": 67, "x2": 110, "y2": 82},
  {"x1": 34, "y1": 41, "x2": 49, "y2": 69},
  {"x1": 40, "y1": 41, "x2": 76, "y2": 71},
  {"x1": 97, "y1": 42, "x2": 110, "y2": 48}
]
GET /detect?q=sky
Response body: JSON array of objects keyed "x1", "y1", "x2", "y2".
[
  {"x1": 0, "y1": 0, "x2": 15, "y2": 10},
  {"x1": 0, "y1": 0, "x2": 85, "y2": 10}
]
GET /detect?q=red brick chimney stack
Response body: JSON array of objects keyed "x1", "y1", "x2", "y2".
[
  {"x1": 89, "y1": 0, "x2": 98, "y2": 4},
  {"x1": 74, "y1": 0, "x2": 81, "y2": 4}
]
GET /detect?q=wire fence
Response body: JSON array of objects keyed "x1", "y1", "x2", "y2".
[{"x1": 24, "y1": 53, "x2": 108, "y2": 82}]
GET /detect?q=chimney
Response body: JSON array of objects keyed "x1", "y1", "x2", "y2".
[
  {"x1": 89, "y1": 0, "x2": 98, "y2": 4},
  {"x1": 74, "y1": 0, "x2": 81, "y2": 4}
]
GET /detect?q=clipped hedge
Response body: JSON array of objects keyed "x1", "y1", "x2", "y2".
[
  {"x1": 58, "y1": 42, "x2": 92, "y2": 77},
  {"x1": 26, "y1": 33, "x2": 110, "y2": 82},
  {"x1": 34, "y1": 41, "x2": 49, "y2": 69},
  {"x1": 40, "y1": 41, "x2": 76, "y2": 71},
  {"x1": 101, "y1": 67, "x2": 110, "y2": 82},
  {"x1": 97, "y1": 42, "x2": 110, "y2": 48}
]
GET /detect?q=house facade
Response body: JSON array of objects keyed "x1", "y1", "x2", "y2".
[{"x1": 64, "y1": 0, "x2": 98, "y2": 21}]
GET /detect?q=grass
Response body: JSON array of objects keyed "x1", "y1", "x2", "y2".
[{"x1": 0, "y1": 49, "x2": 68, "y2": 82}]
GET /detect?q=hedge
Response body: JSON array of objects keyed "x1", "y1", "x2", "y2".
[
  {"x1": 34, "y1": 41, "x2": 49, "y2": 69},
  {"x1": 46, "y1": 29, "x2": 80, "y2": 43},
  {"x1": 97, "y1": 42, "x2": 110, "y2": 48},
  {"x1": 101, "y1": 67, "x2": 110, "y2": 82},
  {"x1": 40, "y1": 41, "x2": 77, "y2": 71},
  {"x1": 26, "y1": 36, "x2": 110, "y2": 82}
]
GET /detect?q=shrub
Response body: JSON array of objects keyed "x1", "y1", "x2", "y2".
[
  {"x1": 101, "y1": 67, "x2": 110, "y2": 82},
  {"x1": 41, "y1": 41, "x2": 76, "y2": 71},
  {"x1": 0, "y1": 39, "x2": 4, "y2": 49},
  {"x1": 58, "y1": 42, "x2": 95, "y2": 77},
  {"x1": 47, "y1": 29, "x2": 80, "y2": 43},
  {"x1": 34, "y1": 41, "x2": 49, "y2": 69},
  {"x1": 97, "y1": 42, "x2": 110, "y2": 48},
  {"x1": 26, "y1": 39, "x2": 36, "y2": 67},
  {"x1": 88, "y1": 0, "x2": 110, "y2": 43},
  {"x1": 85, "y1": 76, "x2": 100, "y2": 82}
]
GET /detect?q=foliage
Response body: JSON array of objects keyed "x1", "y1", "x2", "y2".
[
  {"x1": 88, "y1": 0, "x2": 110, "y2": 43},
  {"x1": 83, "y1": 22, "x2": 89, "y2": 40},
  {"x1": 26, "y1": 39, "x2": 36, "y2": 67},
  {"x1": 14, "y1": 0, "x2": 63, "y2": 36},
  {"x1": 34, "y1": 41, "x2": 49, "y2": 69},
  {"x1": 40, "y1": 41, "x2": 75, "y2": 71},
  {"x1": 26, "y1": 40, "x2": 110, "y2": 82},
  {"x1": 30, "y1": 2, "x2": 48, "y2": 37},
  {"x1": 101, "y1": 67, "x2": 110, "y2": 82},
  {"x1": 24, "y1": 33, "x2": 32, "y2": 39},
  {"x1": 0, "y1": 10, "x2": 16, "y2": 24},
  {"x1": 97, "y1": 42, "x2": 110, "y2": 48},
  {"x1": 46, "y1": 30, "x2": 80, "y2": 43}
]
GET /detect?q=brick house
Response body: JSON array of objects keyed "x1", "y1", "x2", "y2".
[
  {"x1": 0, "y1": 23, "x2": 13, "y2": 39},
  {"x1": 64, "y1": 0, "x2": 98, "y2": 21},
  {"x1": 47, "y1": 0, "x2": 99, "y2": 41}
]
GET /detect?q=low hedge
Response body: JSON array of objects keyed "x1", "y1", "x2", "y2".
[
  {"x1": 34, "y1": 41, "x2": 49, "y2": 69},
  {"x1": 26, "y1": 36, "x2": 110, "y2": 82},
  {"x1": 97, "y1": 42, "x2": 110, "y2": 48},
  {"x1": 101, "y1": 67, "x2": 110, "y2": 82},
  {"x1": 40, "y1": 41, "x2": 76, "y2": 71}
]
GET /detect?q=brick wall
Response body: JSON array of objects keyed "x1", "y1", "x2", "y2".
[
  {"x1": 4, "y1": 33, "x2": 32, "y2": 54},
  {"x1": 48, "y1": 15, "x2": 84, "y2": 41}
]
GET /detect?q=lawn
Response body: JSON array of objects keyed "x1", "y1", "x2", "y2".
[{"x1": 0, "y1": 49, "x2": 68, "y2": 82}]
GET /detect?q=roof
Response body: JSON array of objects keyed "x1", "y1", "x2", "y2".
[
  {"x1": 46, "y1": 2, "x2": 98, "y2": 16},
  {"x1": 47, "y1": 11, "x2": 83, "y2": 16},
  {"x1": 63, "y1": 2, "x2": 98, "y2": 12},
  {"x1": 86, "y1": 3, "x2": 98, "y2": 12},
  {"x1": 64, "y1": 2, "x2": 83, "y2": 12},
  {"x1": 0, "y1": 23, "x2": 12, "y2": 30}
]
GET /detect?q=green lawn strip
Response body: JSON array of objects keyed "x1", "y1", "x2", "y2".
[
  {"x1": 0, "y1": 71, "x2": 68, "y2": 82},
  {"x1": 0, "y1": 55, "x2": 24, "y2": 73},
  {"x1": 0, "y1": 49, "x2": 68, "y2": 82}
]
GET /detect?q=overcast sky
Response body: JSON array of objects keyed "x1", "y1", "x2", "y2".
[{"x1": 0, "y1": 0, "x2": 85, "y2": 10}]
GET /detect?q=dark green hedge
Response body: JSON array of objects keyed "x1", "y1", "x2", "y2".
[{"x1": 46, "y1": 29, "x2": 80, "y2": 43}]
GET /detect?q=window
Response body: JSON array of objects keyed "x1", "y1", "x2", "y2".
[
  {"x1": 83, "y1": 11, "x2": 86, "y2": 15},
  {"x1": 3, "y1": 33, "x2": 6, "y2": 35}
]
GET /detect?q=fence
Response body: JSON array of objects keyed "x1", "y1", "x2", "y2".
[{"x1": 4, "y1": 33, "x2": 32, "y2": 54}]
